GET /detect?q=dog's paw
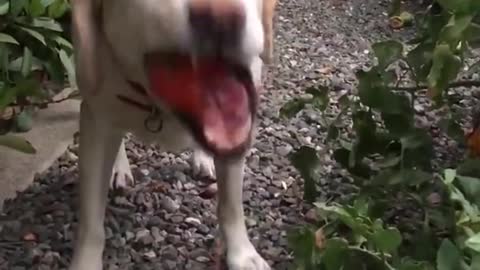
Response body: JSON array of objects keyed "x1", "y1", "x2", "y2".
[
  {"x1": 260, "y1": 50, "x2": 273, "y2": 65},
  {"x1": 68, "y1": 261, "x2": 102, "y2": 270},
  {"x1": 110, "y1": 154, "x2": 134, "y2": 190},
  {"x1": 110, "y1": 167, "x2": 134, "y2": 189},
  {"x1": 192, "y1": 149, "x2": 216, "y2": 179},
  {"x1": 68, "y1": 245, "x2": 103, "y2": 270},
  {"x1": 226, "y1": 243, "x2": 271, "y2": 270}
]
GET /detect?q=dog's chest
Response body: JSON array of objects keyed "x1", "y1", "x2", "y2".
[
  {"x1": 110, "y1": 101, "x2": 195, "y2": 152},
  {"x1": 87, "y1": 68, "x2": 196, "y2": 153}
]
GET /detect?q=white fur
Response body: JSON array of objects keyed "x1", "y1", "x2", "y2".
[
  {"x1": 109, "y1": 139, "x2": 133, "y2": 189},
  {"x1": 69, "y1": 0, "x2": 270, "y2": 270},
  {"x1": 192, "y1": 149, "x2": 216, "y2": 178}
]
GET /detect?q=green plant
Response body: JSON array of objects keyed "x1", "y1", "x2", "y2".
[
  {"x1": 0, "y1": 0, "x2": 74, "y2": 154},
  {"x1": 283, "y1": 0, "x2": 480, "y2": 269}
]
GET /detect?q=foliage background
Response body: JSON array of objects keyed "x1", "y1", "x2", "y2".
[
  {"x1": 0, "y1": 0, "x2": 74, "y2": 154},
  {"x1": 284, "y1": 1, "x2": 480, "y2": 269},
  {"x1": 2, "y1": 0, "x2": 480, "y2": 269}
]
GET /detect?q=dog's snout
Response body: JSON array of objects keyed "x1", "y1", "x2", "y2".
[{"x1": 188, "y1": 0, "x2": 246, "y2": 48}]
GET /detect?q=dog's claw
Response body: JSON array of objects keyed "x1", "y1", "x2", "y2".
[
  {"x1": 226, "y1": 243, "x2": 271, "y2": 270},
  {"x1": 110, "y1": 144, "x2": 134, "y2": 189},
  {"x1": 110, "y1": 168, "x2": 134, "y2": 189},
  {"x1": 192, "y1": 149, "x2": 216, "y2": 179}
]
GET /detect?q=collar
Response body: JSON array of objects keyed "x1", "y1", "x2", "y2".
[{"x1": 117, "y1": 80, "x2": 164, "y2": 133}]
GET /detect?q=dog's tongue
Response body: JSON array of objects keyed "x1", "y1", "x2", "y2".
[{"x1": 146, "y1": 57, "x2": 251, "y2": 152}]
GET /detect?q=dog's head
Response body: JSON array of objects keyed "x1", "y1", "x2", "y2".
[{"x1": 71, "y1": 0, "x2": 276, "y2": 157}]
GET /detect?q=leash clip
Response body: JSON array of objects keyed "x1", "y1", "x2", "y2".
[{"x1": 144, "y1": 107, "x2": 163, "y2": 133}]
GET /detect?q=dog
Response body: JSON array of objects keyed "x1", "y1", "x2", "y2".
[{"x1": 69, "y1": 0, "x2": 277, "y2": 269}]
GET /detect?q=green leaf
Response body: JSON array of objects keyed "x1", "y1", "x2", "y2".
[
  {"x1": 372, "y1": 40, "x2": 404, "y2": 69},
  {"x1": 53, "y1": 35, "x2": 73, "y2": 50},
  {"x1": 333, "y1": 148, "x2": 372, "y2": 178},
  {"x1": 31, "y1": 18, "x2": 63, "y2": 31},
  {"x1": 10, "y1": 0, "x2": 28, "y2": 16},
  {"x1": 406, "y1": 42, "x2": 435, "y2": 82},
  {"x1": 400, "y1": 129, "x2": 431, "y2": 150},
  {"x1": 357, "y1": 69, "x2": 411, "y2": 114},
  {"x1": 471, "y1": 255, "x2": 480, "y2": 269},
  {"x1": 322, "y1": 238, "x2": 349, "y2": 270},
  {"x1": 0, "y1": 33, "x2": 19, "y2": 45},
  {"x1": 377, "y1": 155, "x2": 402, "y2": 168},
  {"x1": 326, "y1": 125, "x2": 339, "y2": 142},
  {"x1": 398, "y1": 259, "x2": 433, "y2": 270},
  {"x1": 8, "y1": 56, "x2": 43, "y2": 72},
  {"x1": 0, "y1": 87, "x2": 19, "y2": 109},
  {"x1": 436, "y1": 0, "x2": 471, "y2": 13},
  {"x1": 437, "y1": 239, "x2": 463, "y2": 270},
  {"x1": 444, "y1": 169, "x2": 456, "y2": 184},
  {"x1": 457, "y1": 159, "x2": 480, "y2": 178},
  {"x1": 288, "y1": 227, "x2": 318, "y2": 269},
  {"x1": 357, "y1": 69, "x2": 386, "y2": 109},
  {"x1": 48, "y1": 0, "x2": 69, "y2": 18},
  {"x1": 305, "y1": 86, "x2": 329, "y2": 112},
  {"x1": 315, "y1": 202, "x2": 372, "y2": 237},
  {"x1": 20, "y1": 47, "x2": 33, "y2": 77},
  {"x1": 466, "y1": 233, "x2": 480, "y2": 252},
  {"x1": 18, "y1": 26, "x2": 47, "y2": 45},
  {"x1": 466, "y1": 23, "x2": 480, "y2": 48},
  {"x1": 0, "y1": 43, "x2": 9, "y2": 79},
  {"x1": 456, "y1": 175, "x2": 480, "y2": 206},
  {"x1": 372, "y1": 168, "x2": 432, "y2": 186},
  {"x1": 383, "y1": 113, "x2": 413, "y2": 137},
  {"x1": 0, "y1": 79, "x2": 42, "y2": 109},
  {"x1": 41, "y1": 0, "x2": 55, "y2": 6},
  {"x1": 427, "y1": 44, "x2": 462, "y2": 97},
  {"x1": 280, "y1": 98, "x2": 307, "y2": 118},
  {"x1": 440, "y1": 14, "x2": 473, "y2": 47},
  {"x1": 289, "y1": 146, "x2": 319, "y2": 203},
  {"x1": 342, "y1": 246, "x2": 394, "y2": 270},
  {"x1": 28, "y1": 0, "x2": 46, "y2": 16},
  {"x1": 58, "y1": 49, "x2": 76, "y2": 87},
  {"x1": 0, "y1": 135, "x2": 36, "y2": 154},
  {"x1": 14, "y1": 110, "x2": 33, "y2": 133},
  {"x1": 371, "y1": 227, "x2": 402, "y2": 253},
  {"x1": 0, "y1": 0, "x2": 9, "y2": 15}
]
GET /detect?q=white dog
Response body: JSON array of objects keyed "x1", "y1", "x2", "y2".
[{"x1": 69, "y1": 0, "x2": 277, "y2": 269}]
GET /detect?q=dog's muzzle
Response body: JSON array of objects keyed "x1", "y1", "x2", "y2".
[
  {"x1": 188, "y1": 0, "x2": 246, "y2": 53},
  {"x1": 115, "y1": 0, "x2": 257, "y2": 157}
]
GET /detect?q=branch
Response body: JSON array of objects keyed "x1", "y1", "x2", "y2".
[
  {"x1": 391, "y1": 80, "x2": 480, "y2": 91},
  {"x1": 9, "y1": 91, "x2": 80, "y2": 108}
]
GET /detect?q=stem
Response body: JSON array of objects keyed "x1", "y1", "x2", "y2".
[
  {"x1": 391, "y1": 80, "x2": 480, "y2": 91},
  {"x1": 9, "y1": 92, "x2": 80, "y2": 107}
]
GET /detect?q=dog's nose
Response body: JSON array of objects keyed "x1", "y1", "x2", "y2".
[{"x1": 188, "y1": 0, "x2": 246, "y2": 49}]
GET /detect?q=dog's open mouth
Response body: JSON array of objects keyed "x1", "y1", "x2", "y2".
[{"x1": 144, "y1": 52, "x2": 257, "y2": 156}]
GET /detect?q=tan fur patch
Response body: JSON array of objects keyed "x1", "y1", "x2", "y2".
[
  {"x1": 261, "y1": 0, "x2": 277, "y2": 64},
  {"x1": 71, "y1": 0, "x2": 102, "y2": 94}
]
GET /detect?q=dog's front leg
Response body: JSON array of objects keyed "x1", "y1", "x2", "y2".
[
  {"x1": 215, "y1": 156, "x2": 271, "y2": 270},
  {"x1": 69, "y1": 101, "x2": 124, "y2": 270}
]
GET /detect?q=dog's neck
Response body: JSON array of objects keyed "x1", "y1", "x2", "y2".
[{"x1": 116, "y1": 81, "x2": 164, "y2": 133}]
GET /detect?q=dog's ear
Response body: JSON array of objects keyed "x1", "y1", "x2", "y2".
[
  {"x1": 260, "y1": 0, "x2": 277, "y2": 64},
  {"x1": 71, "y1": 0, "x2": 102, "y2": 94}
]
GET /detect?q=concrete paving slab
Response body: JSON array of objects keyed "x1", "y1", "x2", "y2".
[{"x1": 0, "y1": 100, "x2": 80, "y2": 206}]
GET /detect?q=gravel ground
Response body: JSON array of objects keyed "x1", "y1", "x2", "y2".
[{"x1": 0, "y1": 0, "x2": 468, "y2": 269}]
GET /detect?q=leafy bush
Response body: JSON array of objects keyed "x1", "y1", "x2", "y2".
[
  {"x1": 284, "y1": 0, "x2": 480, "y2": 269},
  {"x1": 0, "y1": 0, "x2": 74, "y2": 154}
]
